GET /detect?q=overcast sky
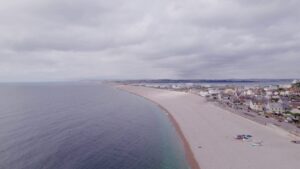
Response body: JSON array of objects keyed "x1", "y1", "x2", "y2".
[{"x1": 0, "y1": 0, "x2": 300, "y2": 81}]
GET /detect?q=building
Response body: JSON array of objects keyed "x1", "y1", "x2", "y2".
[
  {"x1": 199, "y1": 91, "x2": 209, "y2": 97},
  {"x1": 208, "y1": 89, "x2": 220, "y2": 95},
  {"x1": 266, "y1": 102, "x2": 285, "y2": 114},
  {"x1": 224, "y1": 88, "x2": 236, "y2": 95},
  {"x1": 243, "y1": 89, "x2": 254, "y2": 96},
  {"x1": 289, "y1": 108, "x2": 300, "y2": 121},
  {"x1": 291, "y1": 108, "x2": 300, "y2": 114},
  {"x1": 292, "y1": 80, "x2": 300, "y2": 84},
  {"x1": 249, "y1": 100, "x2": 265, "y2": 112}
]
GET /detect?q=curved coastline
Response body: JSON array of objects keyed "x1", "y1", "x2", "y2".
[
  {"x1": 115, "y1": 85, "x2": 201, "y2": 169},
  {"x1": 113, "y1": 84, "x2": 300, "y2": 169}
]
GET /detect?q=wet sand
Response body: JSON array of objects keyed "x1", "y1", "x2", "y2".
[
  {"x1": 122, "y1": 89, "x2": 200, "y2": 169},
  {"x1": 117, "y1": 85, "x2": 300, "y2": 169}
]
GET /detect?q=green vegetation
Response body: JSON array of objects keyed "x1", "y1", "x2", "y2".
[{"x1": 292, "y1": 82, "x2": 300, "y2": 88}]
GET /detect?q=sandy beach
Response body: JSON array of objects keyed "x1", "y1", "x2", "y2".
[{"x1": 117, "y1": 85, "x2": 300, "y2": 169}]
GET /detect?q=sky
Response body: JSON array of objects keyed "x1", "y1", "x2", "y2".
[{"x1": 0, "y1": 0, "x2": 300, "y2": 81}]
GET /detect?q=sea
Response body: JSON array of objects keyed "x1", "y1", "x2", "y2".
[{"x1": 0, "y1": 82, "x2": 190, "y2": 169}]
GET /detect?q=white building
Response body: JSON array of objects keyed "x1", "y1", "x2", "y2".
[
  {"x1": 291, "y1": 108, "x2": 300, "y2": 114},
  {"x1": 279, "y1": 84, "x2": 292, "y2": 89},
  {"x1": 199, "y1": 91, "x2": 209, "y2": 97},
  {"x1": 249, "y1": 100, "x2": 265, "y2": 112},
  {"x1": 292, "y1": 80, "x2": 300, "y2": 84},
  {"x1": 208, "y1": 89, "x2": 220, "y2": 95},
  {"x1": 244, "y1": 89, "x2": 254, "y2": 96}
]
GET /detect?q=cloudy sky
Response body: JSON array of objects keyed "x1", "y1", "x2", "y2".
[{"x1": 0, "y1": 0, "x2": 300, "y2": 81}]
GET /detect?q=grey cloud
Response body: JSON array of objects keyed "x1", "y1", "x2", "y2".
[{"x1": 0, "y1": 0, "x2": 300, "y2": 81}]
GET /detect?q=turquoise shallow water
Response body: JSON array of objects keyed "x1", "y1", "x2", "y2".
[{"x1": 0, "y1": 83, "x2": 190, "y2": 169}]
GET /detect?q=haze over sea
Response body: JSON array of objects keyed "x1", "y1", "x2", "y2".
[{"x1": 0, "y1": 83, "x2": 189, "y2": 169}]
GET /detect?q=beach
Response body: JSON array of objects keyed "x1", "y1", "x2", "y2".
[{"x1": 117, "y1": 85, "x2": 300, "y2": 169}]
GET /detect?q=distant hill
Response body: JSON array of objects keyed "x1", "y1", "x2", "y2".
[{"x1": 115, "y1": 79, "x2": 293, "y2": 84}]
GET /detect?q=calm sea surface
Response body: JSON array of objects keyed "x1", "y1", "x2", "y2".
[{"x1": 0, "y1": 83, "x2": 189, "y2": 169}]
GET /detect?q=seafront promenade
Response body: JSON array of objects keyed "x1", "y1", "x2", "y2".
[{"x1": 118, "y1": 85, "x2": 300, "y2": 169}]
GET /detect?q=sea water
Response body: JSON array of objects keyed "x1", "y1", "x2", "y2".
[{"x1": 0, "y1": 82, "x2": 190, "y2": 169}]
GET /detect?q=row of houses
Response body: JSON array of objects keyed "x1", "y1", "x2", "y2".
[{"x1": 199, "y1": 81, "x2": 300, "y2": 123}]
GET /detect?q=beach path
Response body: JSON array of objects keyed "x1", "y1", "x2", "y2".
[{"x1": 118, "y1": 85, "x2": 300, "y2": 169}]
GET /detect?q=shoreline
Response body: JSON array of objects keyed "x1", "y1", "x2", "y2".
[
  {"x1": 115, "y1": 86, "x2": 200, "y2": 169},
  {"x1": 115, "y1": 84, "x2": 300, "y2": 169}
]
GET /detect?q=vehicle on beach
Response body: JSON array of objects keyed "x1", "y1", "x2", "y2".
[
  {"x1": 235, "y1": 134, "x2": 252, "y2": 140},
  {"x1": 291, "y1": 140, "x2": 300, "y2": 144}
]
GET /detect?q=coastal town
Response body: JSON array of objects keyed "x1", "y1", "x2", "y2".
[
  {"x1": 128, "y1": 80, "x2": 300, "y2": 134},
  {"x1": 118, "y1": 81, "x2": 300, "y2": 169}
]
